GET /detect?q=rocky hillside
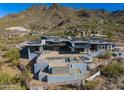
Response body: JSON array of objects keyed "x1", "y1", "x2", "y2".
[{"x1": 0, "y1": 3, "x2": 124, "y2": 39}]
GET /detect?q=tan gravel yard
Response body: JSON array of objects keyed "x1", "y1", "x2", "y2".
[{"x1": 40, "y1": 50, "x2": 83, "y2": 59}]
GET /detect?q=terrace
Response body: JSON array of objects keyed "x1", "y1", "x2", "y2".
[{"x1": 36, "y1": 50, "x2": 83, "y2": 64}]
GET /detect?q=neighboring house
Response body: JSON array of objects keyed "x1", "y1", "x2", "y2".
[
  {"x1": 80, "y1": 30, "x2": 106, "y2": 37},
  {"x1": 90, "y1": 30, "x2": 106, "y2": 37}
]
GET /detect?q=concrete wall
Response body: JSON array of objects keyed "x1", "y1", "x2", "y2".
[
  {"x1": 38, "y1": 71, "x2": 47, "y2": 81},
  {"x1": 90, "y1": 50, "x2": 105, "y2": 57},
  {"x1": 20, "y1": 47, "x2": 28, "y2": 58},
  {"x1": 37, "y1": 63, "x2": 87, "y2": 83},
  {"x1": 112, "y1": 52, "x2": 124, "y2": 58},
  {"x1": 27, "y1": 46, "x2": 43, "y2": 61},
  {"x1": 86, "y1": 71, "x2": 101, "y2": 81},
  {"x1": 71, "y1": 63, "x2": 87, "y2": 74},
  {"x1": 47, "y1": 74, "x2": 75, "y2": 83},
  {"x1": 47, "y1": 73, "x2": 84, "y2": 83},
  {"x1": 28, "y1": 47, "x2": 38, "y2": 61},
  {"x1": 34, "y1": 63, "x2": 48, "y2": 74},
  {"x1": 43, "y1": 63, "x2": 87, "y2": 83}
]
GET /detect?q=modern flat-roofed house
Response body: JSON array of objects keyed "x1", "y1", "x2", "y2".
[
  {"x1": 68, "y1": 37, "x2": 116, "y2": 54},
  {"x1": 41, "y1": 36, "x2": 70, "y2": 51},
  {"x1": 20, "y1": 36, "x2": 117, "y2": 84},
  {"x1": 23, "y1": 36, "x2": 116, "y2": 60}
]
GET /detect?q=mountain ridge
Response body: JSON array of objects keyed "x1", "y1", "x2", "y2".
[{"x1": 0, "y1": 3, "x2": 124, "y2": 39}]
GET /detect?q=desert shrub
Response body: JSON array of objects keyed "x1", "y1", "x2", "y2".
[
  {"x1": 84, "y1": 80, "x2": 99, "y2": 90},
  {"x1": 13, "y1": 72, "x2": 31, "y2": 90},
  {"x1": 12, "y1": 74, "x2": 24, "y2": 84},
  {"x1": 0, "y1": 73, "x2": 27, "y2": 90},
  {"x1": 23, "y1": 67, "x2": 32, "y2": 81},
  {"x1": 105, "y1": 31, "x2": 115, "y2": 40},
  {"x1": 14, "y1": 67, "x2": 32, "y2": 83},
  {"x1": 101, "y1": 63, "x2": 124, "y2": 78},
  {"x1": 0, "y1": 72, "x2": 13, "y2": 85},
  {"x1": 98, "y1": 51, "x2": 112, "y2": 59},
  {"x1": 0, "y1": 61, "x2": 3, "y2": 70},
  {"x1": 4, "y1": 48, "x2": 20, "y2": 66},
  {"x1": 0, "y1": 41, "x2": 8, "y2": 51}
]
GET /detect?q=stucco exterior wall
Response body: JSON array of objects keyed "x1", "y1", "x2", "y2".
[
  {"x1": 28, "y1": 47, "x2": 38, "y2": 61},
  {"x1": 37, "y1": 63, "x2": 87, "y2": 83},
  {"x1": 38, "y1": 71, "x2": 47, "y2": 81},
  {"x1": 112, "y1": 51, "x2": 124, "y2": 58},
  {"x1": 34, "y1": 63, "x2": 48, "y2": 74},
  {"x1": 71, "y1": 63, "x2": 87, "y2": 74},
  {"x1": 47, "y1": 74, "x2": 75, "y2": 83}
]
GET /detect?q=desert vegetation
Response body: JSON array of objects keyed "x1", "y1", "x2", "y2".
[
  {"x1": 4, "y1": 48, "x2": 20, "y2": 66},
  {"x1": 101, "y1": 63, "x2": 124, "y2": 78}
]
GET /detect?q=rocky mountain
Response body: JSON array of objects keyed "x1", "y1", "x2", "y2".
[{"x1": 0, "y1": 3, "x2": 124, "y2": 38}]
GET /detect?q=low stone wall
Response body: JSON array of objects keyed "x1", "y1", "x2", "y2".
[{"x1": 86, "y1": 71, "x2": 101, "y2": 81}]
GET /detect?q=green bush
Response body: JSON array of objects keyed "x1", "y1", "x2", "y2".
[
  {"x1": 98, "y1": 51, "x2": 112, "y2": 59},
  {"x1": 4, "y1": 48, "x2": 20, "y2": 66},
  {"x1": 23, "y1": 67, "x2": 32, "y2": 81},
  {"x1": 0, "y1": 42, "x2": 8, "y2": 51},
  {"x1": 101, "y1": 63, "x2": 124, "y2": 78},
  {"x1": 0, "y1": 73, "x2": 27, "y2": 90},
  {"x1": 84, "y1": 80, "x2": 99, "y2": 90},
  {"x1": 0, "y1": 72, "x2": 13, "y2": 85},
  {"x1": 105, "y1": 31, "x2": 115, "y2": 40},
  {"x1": 12, "y1": 74, "x2": 25, "y2": 84},
  {"x1": 13, "y1": 73, "x2": 31, "y2": 90}
]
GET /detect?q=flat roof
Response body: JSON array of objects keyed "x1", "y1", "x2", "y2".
[
  {"x1": 41, "y1": 36, "x2": 69, "y2": 42},
  {"x1": 70, "y1": 37, "x2": 113, "y2": 44},
  {"x1": 26, "y1": 36, "x2": 113, "y2": 47},
  {"x1": 26, "y1": 40, "x2": 43, "y2": 46},
  {"x1": 38, "y1": 51, "x2": 82, "y2": 59}
]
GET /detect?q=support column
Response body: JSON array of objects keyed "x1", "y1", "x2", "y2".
[
  {"x1": 39, "y1": 46, "x2": 43, "y2": 53},
  {"x1": 110, "y1": 44, "x2": 113, "y2": 50},
  {"x1": 97, "y1": 45, "x2": 100, "y2": 51},
  {"x1": 83, "y1": 31, "x2": 86, "y2": 37},
  {"x1": 87, "y1": 48, "x2": 91, "y2": 55},
  {"x1": 107, "y1": 45, "x2": 109, "y2": 50},
  {"x1": 27, "y1": 47, "x2": 31, "y2": 59},
  {"x1": 71, "y1": 47, "x2": 75, "y2": 52},
  {"x1": 103, "y1": 45, "x2": 105, "y2": 50}
]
